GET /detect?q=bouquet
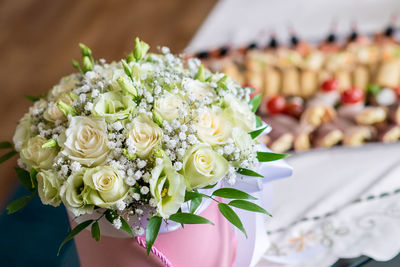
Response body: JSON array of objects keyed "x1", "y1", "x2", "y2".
[{"x1": 3, "y1": 38, "x2": 286, "y2": 256}]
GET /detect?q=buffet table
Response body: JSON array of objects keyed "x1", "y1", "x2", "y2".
[
  {"x1": 188, "y1": 0, "x2": 400, "y2": 266},
  {"x1": 259, "y1": 143, "x2": 400, "y2": 266}
]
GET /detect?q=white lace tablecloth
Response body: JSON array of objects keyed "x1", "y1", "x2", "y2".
[{"x1": 257, "y1": 143, "x2": 400, "y2": 266}]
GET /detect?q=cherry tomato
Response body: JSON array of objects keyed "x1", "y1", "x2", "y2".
[
  {"x1": 284, "y1": 99, "x2": 304, "y2": 118},
  {"x1": 342, "y1": 86, "x2": 364, "y2": 104},
  {"x1": 393, "y1": 87, "x2": 400, "y2": 99},
  {"x1": 321, "y1": 78, "x2": 339, "y2": 92},
  {"x1": 266, "y1": 95, "x2": 286, "y2": 114}
]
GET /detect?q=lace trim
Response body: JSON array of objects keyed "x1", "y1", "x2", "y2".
[{"x1": 267, "y1": 187, "x2": 400, "y2": 235}]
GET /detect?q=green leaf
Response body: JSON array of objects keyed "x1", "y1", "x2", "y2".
[
  {"x1": 256, "y1": 151, "x2": 288, "y2": 162},
  {"x1": 184, "y1": 191, "x2": 205, "y2": 202},
  {"x1": 212, "y1": 188, "x2": 257, "y2": 200},
  {"x1": 15, "y1": 167, "x2": 34, "y2": 192},
  {"x1": 105, "y1": 209, "x2": 119, "y2": 223},
  {"x1": 0, "y1": 150, "x2": 17, "y2": 164},
  {"x1": 145, "y1": 216, "x2": 162, "y2": 255},
  {"x1": 189, "y1": 197, "x2": 202, "y2": 213},
  {"x1": 58, "y1": 220, "x2": 94, "y2": 255},
  {"x1": 201, "y1": 183, "x2": 218, "y2": 189},
  {"x1": 0, "y1": 141, "x2": 12, "y2": 149},
  {"x1": 25, "y1": 95, "x2": 40, "y2": 102},
  {"x1": 249, "y1": 125, "x2": 268, "y2": 139},
  {"x1": 218, "y1": 203, "x2": 247, "y2": 238},
  {"x1": 228, "y1": 200, "x2": 272, "y2": 216},
  {"x1": 256, "y1": 116, "x2": 263, "y2": 128},
  {"x1": 176, "y1": 208, "x2": 184, "y2": 228},
  {"x1": 249, "y1": 93, "x2": 262, "y2": 113},
  {"x1": 169, "y1": 212, "x2": 214, "y2": 225},
  {"x1": 6, "y1": 194, "x2": 35, "y2": 214},
  {"x1": 91, "y1": 221, "x2": 101, "y2": 241},
  {"x1": 236, "y1": 168, "x2": 264, "y2": 178},
  {"x1": 120, "y1": 217, "x2": 134, "y2": 238}
]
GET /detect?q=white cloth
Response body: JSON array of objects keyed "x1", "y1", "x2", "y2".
[
  {"x1": 186, "y1": 0, "x2": 400, "y2": 53},
  {"x1": 258, "y1": 143, "x2": 400, "y2": 266}
]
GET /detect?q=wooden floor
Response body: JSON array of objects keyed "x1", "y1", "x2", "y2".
[{"x1": 0, "y1": 0, "x2": 216, "y2": 208}]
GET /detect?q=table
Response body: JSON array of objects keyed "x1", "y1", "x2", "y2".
[{"x1": 188, "y1": 1, "x2": 400, "y2": 265}]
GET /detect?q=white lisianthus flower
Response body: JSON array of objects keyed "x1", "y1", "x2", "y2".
[
  {"x1": 92, "y1": 91, "x2": 136, "y2": 122},
  {"x1": 37, "y1": 170, "x2": 62, "y2": 207},
  {"x1": 150, "y1": 157, "x2": 186, "y2": 219},
  {"x1": 154, "y1": 91, "x2": 184, "y2": 121},
  {"x1": 59, "y1": 116, "x2": 109, "y2": 167},
  {"x1": 82, "y1": 166, "x2": 129, "y2": 208},
  {"x1": 44, "y1": 93, "x2": 74, "y2": 122},
  {"x1": 126, "y1": 114, "x2": 163, "y2": 158},
  {"x1": 182, "y1": 78, "x2": 216, "y2": 101},
  {"x1": 223, "y1": 95, "x2": 256, "y2": 132},
  {"x1": 49, "y1": 74, "x2": 79, "y2": 99},
  {"x1": 60, "y1": 169, "x2": 94, "y2": 216},
  {"x1": 13, "y1": 113, "x2": 32, "y2": 152},
  {"x1": 195, "y1": 107, "x2": 232, "y2": 146},
  {"x1": 20, "y1": 136, "x2": 58, "y2": 170},
  {"x1": 182, "y1": 143, "x2": 229, "y2": 190}
]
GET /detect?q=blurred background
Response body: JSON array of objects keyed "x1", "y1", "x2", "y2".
[{"x1": 0, "y1": 0, "x2": 217, "y2": 209}]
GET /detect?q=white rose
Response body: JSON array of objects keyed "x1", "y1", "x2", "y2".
[
  {"x1": 59, "y1": 116, "x2": 109, "y2": 167},
  {"x1": 43, "y1": 93, "x2": 74, "y2": 122},
  {"x1": 196, "y1": 107, "x2": 232, "y2": 146},
  {"x1": 182, "y1": 78, "x2": 216, "y2": 101},
  {"x1": 13, "y1": 113, "x2": 32, "y2": 152},
  {"x1": 20, "y1": 136, "x2": 58, "y2": 170},
  {"x1": 154, "y1": 91, "x2": 184, "y2": 121},
  {"x1": 126, "y1": 114, "x2": 163, "y2": 158},
  {"x1": 37, "y1": 170, "x2": 62, "y2": 207},
  {"x1": 60, "y1": 169, "x2": 94, "y2": 216},
  {"x1": 82, "y1": 166, "x2": 129, "y2": 208},
  {"x1": 223, "y1": 95, "x2": 256, "y2": 132},
  {"x1": 182, "y1": 143, "x2": 229, "y2": 190},
  {"x1": 150, "y1": 157, "x2": 186, "y2": 219},
  {"x1": 92, "y1": 91, "x2": 136, "y2": 122}
]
